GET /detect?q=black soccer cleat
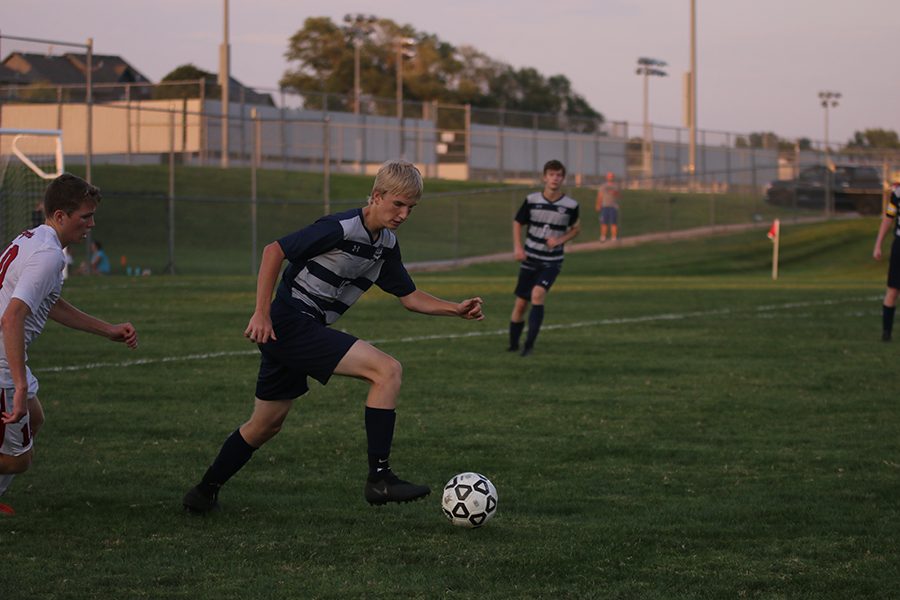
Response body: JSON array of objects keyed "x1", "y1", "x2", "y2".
[
  {"x1": 883, "y1": 331, "x2": 892, "y2": 342},
  {"x1": 364, "y1": 471, "x2": 430, "y2": 506},
  {"x1": 520, "y1": 346, "x2": 534, "y2": 357},
  {"x1": 182, "y1": 483, "x2": 220, "y2": 514},
  {"x1": 506, "y1": 344, "x2": 519, "y2": 352}
]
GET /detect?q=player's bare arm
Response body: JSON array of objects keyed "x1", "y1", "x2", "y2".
[
  {"x1": 547, "y1": 220, "x2": 582, "y2": 248},
  {"x1": 48, "y1": 298, "x2": 138, "y2": 348},
  {"x1": 399, "y1": 290, "x2": 484, "y2": 320},
  {"x1": 244, "y1": 241, "x2": 285, "y2": 344},
  {"x1": 512, "y1": 221, "x2": 526, "y2": 261},
  {"x1": 0, "y1": 299, "x2": 30, "y2": 424},
  {"x1": 874, "y1": 216, "x2": 893, "y2": 260}
]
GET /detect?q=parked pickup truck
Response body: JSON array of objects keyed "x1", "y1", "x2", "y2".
[{"x1": 764, "y1": 165, "x2": 883, "y2": 214}]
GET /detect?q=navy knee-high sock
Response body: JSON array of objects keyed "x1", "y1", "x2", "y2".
[
  {"x1": 883, "y1": 305, "x2": 896, "y2": 336},
  {"x1": 200, "y1": 429, "x2": 257, "y2": 490},
  {"x1": 365, "y1": 407, "x2": 396, "y2": 476},
  {"x1": 524, "y1": 305, "x2": 545, "y2": 349},
  {"x1": 509, "y1": 321, "x2": 525, "y2": 349}
]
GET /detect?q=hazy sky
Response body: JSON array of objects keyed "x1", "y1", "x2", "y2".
[{"x1": 4, "y1": 0, "x2": 898, "y2": 145}]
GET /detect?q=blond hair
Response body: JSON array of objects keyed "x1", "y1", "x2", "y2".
[{"x1": 369, "y1": 159, "x2": 423, "y2": 204}]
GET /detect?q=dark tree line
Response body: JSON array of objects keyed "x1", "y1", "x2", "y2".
[{"x1": 278, "y1": 16, "x2": 603, "y2": 129}]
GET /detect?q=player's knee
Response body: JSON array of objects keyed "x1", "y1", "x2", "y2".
[
  {"x1": 381, "y1": 357, "x2": 403, "y2": 388},
  {"x1": 531, "y1": 288, "x2": 547, "y2": 304},
  {"x1": 0, "y1": 451, "x2": 33, "y2": 475}
]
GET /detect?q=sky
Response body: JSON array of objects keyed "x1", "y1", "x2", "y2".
[{"x1": 3, "y1": 0, "x2": 898, "y2": 145}]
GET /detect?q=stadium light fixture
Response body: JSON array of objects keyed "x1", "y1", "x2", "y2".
[
  {"x1": 636, "y1": 57, "x2": 668, "y2": 180},
  {"x1": 818, "y1": 90, "x2": 841, "y2": 154}
]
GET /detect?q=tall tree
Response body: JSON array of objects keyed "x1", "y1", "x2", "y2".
[
  {"x1": 154, "y1": 64, "x2": 219, "y2": 99},
  {"x1": 847, "y1": 128, "x2": 900, "y2": 149},
  {"x1": 280, "y1": 16, "x2": 603, "y2": 128}
]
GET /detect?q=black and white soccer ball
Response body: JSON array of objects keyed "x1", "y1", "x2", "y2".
[{"x1": 441, "y1": 472, "x2": 498, "y2": 528}]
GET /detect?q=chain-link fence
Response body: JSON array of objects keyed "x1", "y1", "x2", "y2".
[{"x1": 3, "y1": 70, "x2": 899, "y2": 275}]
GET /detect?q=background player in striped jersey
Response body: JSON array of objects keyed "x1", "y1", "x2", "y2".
[
  {"x1": 183, "y1": 160, "x2": 484, "y2": 513},
  {"x1": 507, "y1": 160, "x2": 581, "y2": 357},
  {"x1": 0, "y1": 174, "x2": 138, "y2": 509},
  {"x1": 872, "y1": 180, "x2": 900, "y2": 341}
]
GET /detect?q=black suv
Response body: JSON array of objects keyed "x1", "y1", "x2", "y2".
[{"x1": 765, "y1": 165, "x2": 883, "y2": 214}]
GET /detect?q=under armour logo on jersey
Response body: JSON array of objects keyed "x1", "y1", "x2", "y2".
[{"x1": 351, "y1": 244, "x2": 361, "y2": 253}]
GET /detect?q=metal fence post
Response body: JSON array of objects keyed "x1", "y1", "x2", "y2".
[
  {"x1": 251, "y1": 108, "x2": 259, "y2": 275},
  {"x1": 239, "y1": 86, "x2": 246, "y2": 165},
  {"x1": 167, "y1": 111, "x2": 176, "y2": 275},
  {"x1": 280, "y1": 87, "x2": 287, "y2": 171},
  {"x1": 464, "y1": 104, "x2": 471, "y2": 181},
  {"x1": 199, "y1": 77, "x2": 206, "y2": 166},
  {"x1": 125, "y1": 84, "x2": 132, "y2": 164},
  {"x1": 86, "y1": 37, "x2": 93, "y2": 185},
  {"x1": 323, "y1": 116, "x2": 331, "y2": 215},
  {"x1": 497, "y1": 107, "x2": 504, "y2": 182}
]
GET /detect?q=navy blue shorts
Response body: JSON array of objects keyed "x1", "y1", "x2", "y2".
[
  {"x1": 888, "y1": 237, "x2": 900, "y2": 289},
  {"x1": 514, "y1": 260, "x2": 562, "y2": 300},
  {"x1": 255, "y1": 304, "x2": 357, "y2": 401},
  {"x1": 599, "y1": 206, "x2": 618, "y2": 225}
]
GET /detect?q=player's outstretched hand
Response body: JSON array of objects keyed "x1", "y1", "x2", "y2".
[
  {"x1": 458, "y1": 297, "x2": 484, "y2": 321},
  {"x1": 109, "y1": 322, "x2": 138, "y2": 349},
  {"x1": 245, "y1": 311, "x2": 276, "y2": 344},
  {"x1": 1, "y1": 389, "x2": 27, "y2": 424}
]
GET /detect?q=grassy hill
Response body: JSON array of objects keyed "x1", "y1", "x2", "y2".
[{"x1": 55, "y1": 164, "x2": 828, "y2": 276}]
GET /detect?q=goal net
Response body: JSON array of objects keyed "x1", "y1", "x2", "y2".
[{"x1": 0, "y1": 128, "x2": 64, "y2": 245}]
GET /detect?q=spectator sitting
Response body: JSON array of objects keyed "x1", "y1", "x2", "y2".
[{"x1": 79, "y1": 240, "x2": 111, "y2": 275}]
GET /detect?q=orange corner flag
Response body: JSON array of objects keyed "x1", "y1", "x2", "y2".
[{"x1": 767, "y1": 219, "x2": 780, "y2": 240}]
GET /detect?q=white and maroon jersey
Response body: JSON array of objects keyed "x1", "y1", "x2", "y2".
[{"x1": 0, "y1": 225, "x2": 66, "y2": 382}]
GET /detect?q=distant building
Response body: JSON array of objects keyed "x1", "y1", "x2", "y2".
[
  {"x1": 1, "y1": 51, "x2": 273, "y2": 106},
  {"x1": 1, "y1": 52, "x2": 154, "y2": 101}
]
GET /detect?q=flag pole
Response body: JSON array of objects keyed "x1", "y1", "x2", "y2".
[{"x1": 770, "y1": 219, "x2": 780, "y2": 280}]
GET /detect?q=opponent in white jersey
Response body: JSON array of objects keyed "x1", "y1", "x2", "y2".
[{"x1": 0, "y1": 173, "x2": 138, "y2": 508}]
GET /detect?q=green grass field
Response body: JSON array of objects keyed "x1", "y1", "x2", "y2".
[{"x1": 2, "y1": 215, "x2": 898, "y2": 598}]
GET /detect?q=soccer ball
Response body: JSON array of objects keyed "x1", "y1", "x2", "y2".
[{"x1": 441, "y1": 472, "x2": 498, "y2": 528}]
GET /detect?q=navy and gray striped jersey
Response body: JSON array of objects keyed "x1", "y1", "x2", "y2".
[
  {"x1": 274, "y1": 208, "x2": 416, "y2": 325},
  {"x1": 515, "y1": 192, "x2": 580, "y2": 263}
]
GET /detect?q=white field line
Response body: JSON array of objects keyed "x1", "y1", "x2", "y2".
[{"x1": 40, "y1": 296, "x2": 878, "y2": 373}]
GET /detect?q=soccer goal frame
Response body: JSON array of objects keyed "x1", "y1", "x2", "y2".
[
  {"x1": 0, "y1": 128, "x2": 65, "y2": 244},
  {"x1": 0, "y1": 128, "x2": 65, "y2": 180}
]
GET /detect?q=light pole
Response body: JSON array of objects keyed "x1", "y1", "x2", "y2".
[
  {"x1": 818, "y1": 90, "x2": 841, "y2": 216},
  {"x1": 343, "y1": 14, "x2": 377, "y2": 114},
  {"x1": 688, "y1": 0, "x2": 697, "y2": 180},
  {"x1": 219, "y1": 0, "x2": 230, "y2": 167},
  {"x1": 818, "y1": 90, "x2": 841, "y2": 154},
  {"x1": 395, "y1": 36, "x2": 415, "y2": 158},
  {"x1": 636, "y1": 57, "x2": 667, "y2": 181}
]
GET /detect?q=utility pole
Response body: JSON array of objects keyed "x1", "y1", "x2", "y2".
[
  {"x1": 343, "y1": 14, "x2": 377, "y2": 114},
  {"x1": 636, "y1": 57, "x2": 667, "y2": 181},
  {"x1": 219, "y1": 0, "x2": 230, "y2": 167},
  {"x1": 688, "y1": 0, "x2": 697, "y2": 181},
  {"x1": 395, "y1": 36, "x2": 415, "y2": 159}
]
